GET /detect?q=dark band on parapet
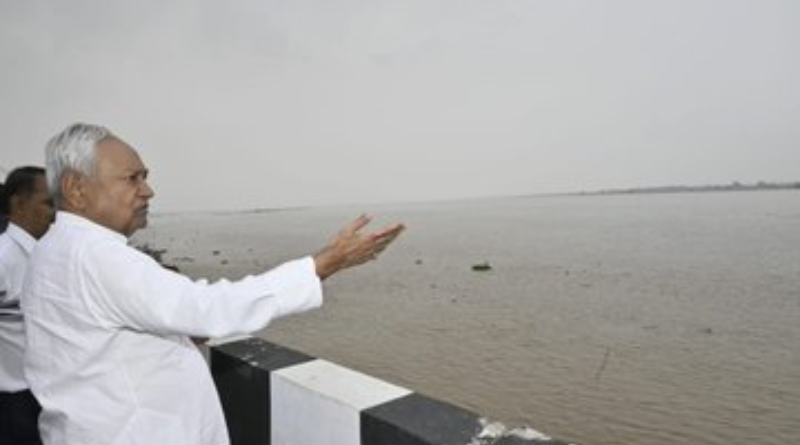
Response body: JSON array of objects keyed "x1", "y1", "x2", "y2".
[{"x1": 210, "y1": 337, "x2": 574, "y2": 445}]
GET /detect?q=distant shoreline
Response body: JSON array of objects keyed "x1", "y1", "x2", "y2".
[
  {"x1": 568, "y1": 181, "x2": 800, "y2": 197},
  {"x1": 148, "y1": 181, "x2": 800, "y2": 216}
]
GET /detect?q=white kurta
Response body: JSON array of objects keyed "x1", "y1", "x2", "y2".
[
  {"x1": 0, "y1": 223, "x2": 36, "y2": 392},
  {"x1": 23, "y1": 212, "x2": 323, "y2": 445}
]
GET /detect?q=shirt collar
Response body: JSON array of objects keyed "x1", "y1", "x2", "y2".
[
  {"x1": 5, "y1": 223, "x2": 37, "y2": 254},
  {"x1": 55, "y1": 211, "x2": 129, "y2": 244}
]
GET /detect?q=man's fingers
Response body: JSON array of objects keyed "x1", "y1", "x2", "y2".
[
  {"x1": 367, "y1": 225, "x2": 405, "y2": 259},
  {"x1": 339, "y1": 214, "x2": 372, "y2": 236},
  {"x1": 371, "y1": 223, "x2": 405, "y2": 240},
  {"x1": 352, "y1": 214, "x2": 373, "y2": 233},
  {"x1": 338, "y1": 217, "x2": 404, "y2": 264}
]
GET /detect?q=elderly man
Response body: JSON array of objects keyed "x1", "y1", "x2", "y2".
[
  {"x1": 0, "y1": 166, "x2": 54, "y2": 445},
  {"x1": 23, "y1": 123, "x2": 404, "y2": 445}
]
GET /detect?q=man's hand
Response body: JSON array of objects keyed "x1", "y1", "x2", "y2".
[{"x1": 313, "y1": 214, "x2": 405, "y2": 280}]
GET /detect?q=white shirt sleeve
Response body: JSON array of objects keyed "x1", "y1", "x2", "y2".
[
  {"x1": 0, "y1": 247, "x2": 16, "y2": 313},
  {"x1": 0, "y1": 263, "x2": 9, "y2": 308},
  {"x1": 80, "y1": 237, "x2": 322, "y2": 338}
]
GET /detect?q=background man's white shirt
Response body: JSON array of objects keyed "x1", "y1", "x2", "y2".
[{"x1": 0, "y1": 223, "x2": 36, "y2": 392}]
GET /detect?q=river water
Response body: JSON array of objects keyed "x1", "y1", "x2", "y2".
[{"x1": 134, "y1": 190, "x2": 800, "y2": 445}]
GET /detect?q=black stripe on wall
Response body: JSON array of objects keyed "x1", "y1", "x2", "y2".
[
  {"x1": 361, "y1": 393, "x2": 485, "y2": 445},
  {"x1": 362, "y1": 392, "x2": 571, "y2": 445}
]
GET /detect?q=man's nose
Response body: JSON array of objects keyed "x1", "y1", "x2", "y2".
[{"x1": 141, "y1": 180, "x2": 155, "y2": 199}]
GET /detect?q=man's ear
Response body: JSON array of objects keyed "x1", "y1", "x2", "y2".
[
  {"x1": 61, "y1": 172, "x2": 86, "y2": 210},
  {"x1": 9, "y1": 193, "x2": 26, "y2": 218}
]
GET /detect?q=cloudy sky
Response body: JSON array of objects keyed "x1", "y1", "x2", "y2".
[{"x1": 1, "y1": 0, "x2": 798, "y2": 212}]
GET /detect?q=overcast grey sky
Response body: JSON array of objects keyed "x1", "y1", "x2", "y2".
[{"x1": 1, "y1": 0, "x2": 798, "y2": 212}]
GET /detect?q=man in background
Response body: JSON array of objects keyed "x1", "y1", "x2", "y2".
[
  {"x1": 0, "y1": 166, "x2": 54, "y2": 445},
  {"x1": 0, "y1": 182, "x2": 8, "y2": 233},
  {"x1": 23, "y1": 123, "x2": 404, "y2": 445}
]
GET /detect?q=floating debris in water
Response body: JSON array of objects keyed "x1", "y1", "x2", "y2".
[{"x1": 472, "y1": 261, "x2": 492, "y2": 272}]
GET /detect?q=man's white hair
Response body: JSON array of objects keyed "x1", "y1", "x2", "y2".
[{"x1": 45, "y1": 123, "x2": 113, "y2": 207}]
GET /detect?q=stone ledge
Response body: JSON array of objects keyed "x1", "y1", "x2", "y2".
[{"x1": 210, "y1": 337, "x2": 576, "y2": 445}]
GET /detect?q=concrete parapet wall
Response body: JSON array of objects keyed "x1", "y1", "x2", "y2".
[{"x1": 210, "y1": 337, "x2": 574, "y2": 445}]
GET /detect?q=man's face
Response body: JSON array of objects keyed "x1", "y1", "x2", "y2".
[
  {"x1": 82, "y1": 138, "x2": 155, "y2": 237},
  {"x1": 17, "y1": 175, "x2": 54, "y2": 239}
]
